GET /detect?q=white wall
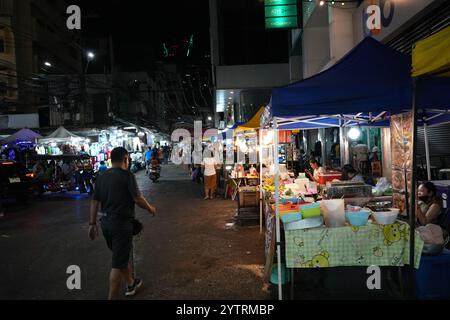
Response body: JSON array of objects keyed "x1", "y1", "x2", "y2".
[
  {"x1": 328, "y1": 7, "x2": 355, "y2": 68},
  {"x1": 0, "y1": 113, "x2": 39, "y2": 129},
  {"x1": 302, "y1": 5, "x2": 330, "y2": 78},
  {"x1": 216, "y1": 64, "x2": 290, "y2": 90}
]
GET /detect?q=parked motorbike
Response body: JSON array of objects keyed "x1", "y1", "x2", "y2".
[
  {"x1": 76, "y1": 169, "x2": 95, "y2": 195},
  {"x1": 149, "y1": 165, "x2": 161, "y2": 183}
]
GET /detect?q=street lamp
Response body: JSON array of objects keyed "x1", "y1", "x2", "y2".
[
  {"x1": 80, "y1": 51, "x2": 96, "y2": 126},
  {"x1": 44, "y1": 61, "x2": 52, "y2": 67},
  {"x1": 85, "y1": 51, "x2": 95, "y2": 74},
  {"x1": 207, "y1": 116, "x2": 212, "y2": 121}
]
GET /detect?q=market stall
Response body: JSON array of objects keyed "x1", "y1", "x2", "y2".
[
  {"x1": 0, "y1": 128, "x2": 42, "y2": 165},
  {"x1": 228, "y1": 109, "x2": 264, "y2": 226},
  {"x1": 37, "y1": 126, "x2": 86, "y2": 155},
  {"x1": 265, "y1": 36, "x2": 450, "y2": 299}
]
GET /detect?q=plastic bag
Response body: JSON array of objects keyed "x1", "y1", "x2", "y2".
[
  {"x1": 373, "y1": 177, "x2": 391, "y2": 196},
  {"x1": 320, "y1": 199, "x2": 345, "y2": 227},
  {"x1": 417, "y1": 224, "x2": 445, "y2": 245},
  {"x1": 418, "y1": 224, "x2": 448, "y2": 255}
]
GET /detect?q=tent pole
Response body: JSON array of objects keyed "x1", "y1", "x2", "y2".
[
  {"x1": 409, "y1": 78, "x2": 418, "y2": 298},
  {"x1": 423, "y1": 122, "x2": 432, "y2": 180},
  {"x1": 366, "y1": 127, "x2": 370, "y2": 150},
  {"x1": 259, "y1": 129, "x2": 263, "y2": 234},
  {"x1": 274, "y1": 118, "x2": 283, "y2": 300}
]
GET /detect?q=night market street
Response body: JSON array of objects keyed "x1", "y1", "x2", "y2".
[{"x1": 0, "y1": 164, "x2": 268, "y2": 300}]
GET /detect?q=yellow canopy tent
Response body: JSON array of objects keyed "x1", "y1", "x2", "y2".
[
  {"x1": 234, "y1": 107, "x2": 265, "y2": 133},
  {"x1": 412, "y1": 25, "x2": 450, "y2": 77}
]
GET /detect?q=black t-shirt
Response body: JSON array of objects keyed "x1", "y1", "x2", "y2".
[{"x1": 93, "y1": 168, "x2": 141, "y2": 218}]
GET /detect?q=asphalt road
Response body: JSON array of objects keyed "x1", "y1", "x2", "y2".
[{"x1": 0, "y1": 164, "x2": 268, "y2": 300}]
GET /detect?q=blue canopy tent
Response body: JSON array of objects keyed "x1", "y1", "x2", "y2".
[
  {"x1": 267, "y1": 36, "x2": 450, "y2": 300},
  {"x1": 272, "y1": 37, "x2": 411, "y2": 119},
  {"x1": 270, "y1": 37, "x2": 450, "y2": 129}
]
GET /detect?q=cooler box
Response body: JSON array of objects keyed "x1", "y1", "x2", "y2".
[
  {"x1": 415, "y1": 248, "x2": 450, "y2": 299},
  {"x1": 318, "y1": 172, "x2": 342, "y2": 185}
]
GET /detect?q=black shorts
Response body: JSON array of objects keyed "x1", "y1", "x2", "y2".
[{"x1": 100, "y1": 216, "x2": 133, "y2": 269}]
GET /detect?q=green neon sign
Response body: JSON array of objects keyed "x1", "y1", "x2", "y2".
[
  {"x1": 264, "y1": 0, "x2": 296, "y2": 5},
  {"x1": 265, "y1": 5, "x2": 297, "y2": 18},
  {"x1": 265, "y1": 16, "x2": 298, "y2": 29}
]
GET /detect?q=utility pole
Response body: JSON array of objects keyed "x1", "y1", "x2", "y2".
[{"x1": 80, "y1": 51, "x2": 95, "y2": 126}]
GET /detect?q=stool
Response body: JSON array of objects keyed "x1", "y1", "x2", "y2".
[{"x1": 415, "y1": 248, "x2": 450, "y2": 299}]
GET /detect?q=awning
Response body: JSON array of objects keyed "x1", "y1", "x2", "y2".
[
  {"x1": 270, "y1": 37, "x2": 450, "y2": 128},
  {"x1": 235, "y1": 107, "x2": 265, "y2": 132},
  {"x1": 0, "y1": 128, "x2": 42, "y2": 145},
  {"x1": 412, "y1": 25, "x2": 450, "y2": 77},
  {"x1": 271, "y1": 37, "x2": 412, "y2": 118},
  {"x1": 39, "y1": 126, "x2": 82, "y2": 143}
]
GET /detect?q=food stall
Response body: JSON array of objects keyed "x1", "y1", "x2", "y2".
[
  {"x1": 230, "y1": 108, "x2": 264, "y2": 226},
  {"x1": 263, "y1": 36, "x2": 450, "y2": 299}
]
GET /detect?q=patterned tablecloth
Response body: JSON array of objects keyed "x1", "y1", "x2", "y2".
[{"x1": 285, "y1": 221, "x2": 424, "y2": 269}]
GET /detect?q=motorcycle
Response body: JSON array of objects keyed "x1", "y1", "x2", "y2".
[
  {"x1": 76, "y1": 168, "x2": 96, "y2": 195},
  {"x1": 149, "y1": 165, "x2": 161, "y2": 183}
]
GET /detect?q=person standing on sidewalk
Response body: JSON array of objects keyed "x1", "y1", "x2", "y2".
[
  {"x1": 88, "y1": 147, "x2": 156, "y2": 300},
  {"x1": 202, "y1": 150, "x2": 218, "y2": 200}
]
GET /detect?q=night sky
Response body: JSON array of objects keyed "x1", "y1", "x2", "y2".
[{"x1": 73, "y1": 0, "x2": 211, "y2": 70}]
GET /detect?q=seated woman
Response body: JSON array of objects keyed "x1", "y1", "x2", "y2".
[
  {"x1": 305, "y1": 159, "x2": 325, "y2": 183},
  {"x1": 416, "y1": 181, "x2": 443, "y2": 226},
  {"x1": 341, "y1": 164, "x2": 365, "y2": 183}
]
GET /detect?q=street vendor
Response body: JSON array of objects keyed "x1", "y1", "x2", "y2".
[
  {"x1": 416, "y1": 181, "x2": 443, "y2": 226},
  {"x1": 306, "y1": 159, "x2": 325, "y2": 183}
]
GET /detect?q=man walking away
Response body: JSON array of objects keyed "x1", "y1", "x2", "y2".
[
  {"x1": 88, "y1": 147, "x2": 156, "y2": 300},
  {"x1": 163, "y1": 143, "x2": 170, "y2": 164}
]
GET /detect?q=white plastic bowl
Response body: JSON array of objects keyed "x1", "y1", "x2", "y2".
[{"x1": 372, "y1": 210, "x2": 399, "y2": 225}]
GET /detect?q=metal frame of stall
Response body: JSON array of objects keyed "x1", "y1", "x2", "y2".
[{"x1": 267, "y1": 112, "x2": 391, "y2": 300}]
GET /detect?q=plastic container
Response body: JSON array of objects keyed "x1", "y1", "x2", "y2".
[
  {"x1": 284, "y1": 216, "x2": 324, "y2": 230},
  {"x1": 300, "y1": 203, "x2": 321, "y2": 219},
  {"x1": 345, "y1": 210, "x2": 371, "y2": 226},
  {"x1": 281, "y1": 212, "x2": 302, "y2": 224},
  {"x1": 270, "y1": 263, "x2": 290, "y2": 285},
  {"x1": 372, "y1": 210, "x2": 399, "y2": 225},
  {"x1": 320, "y1": 199, "x2": 345, "y2": 227},
  {"x1": 318, "y1": 172, "x2": 342, "y2": 185},
  {"x1": 295, "y1": 178, "x2": 310, "y2": 192}
]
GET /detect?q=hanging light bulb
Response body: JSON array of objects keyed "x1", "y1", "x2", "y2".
[{"x1": 347, "y1": 127, "x2": 361, "y2": 140}]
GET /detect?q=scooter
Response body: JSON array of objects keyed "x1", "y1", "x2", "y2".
[
  {"x1": 149, "y1": 165, "x2": 160, "y2": 183},
  {"x1": 77, "y1": 169, "x2": 95, "y2": 195}
]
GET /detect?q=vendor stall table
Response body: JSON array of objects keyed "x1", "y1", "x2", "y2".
[
  {"x1": 284, "y1": 221, "x2": 424, "y2": 300},
  {"x1": 285, "y1": 221, "x2": 423, "y2": 269}
]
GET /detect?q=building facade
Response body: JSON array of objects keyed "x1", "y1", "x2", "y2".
[
  {"x1": 0, "y1": 0, "x2": 82, "y2": 115},
  {"x1": 209, "y1": 0, "x2": 292, "y2": 129}
]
